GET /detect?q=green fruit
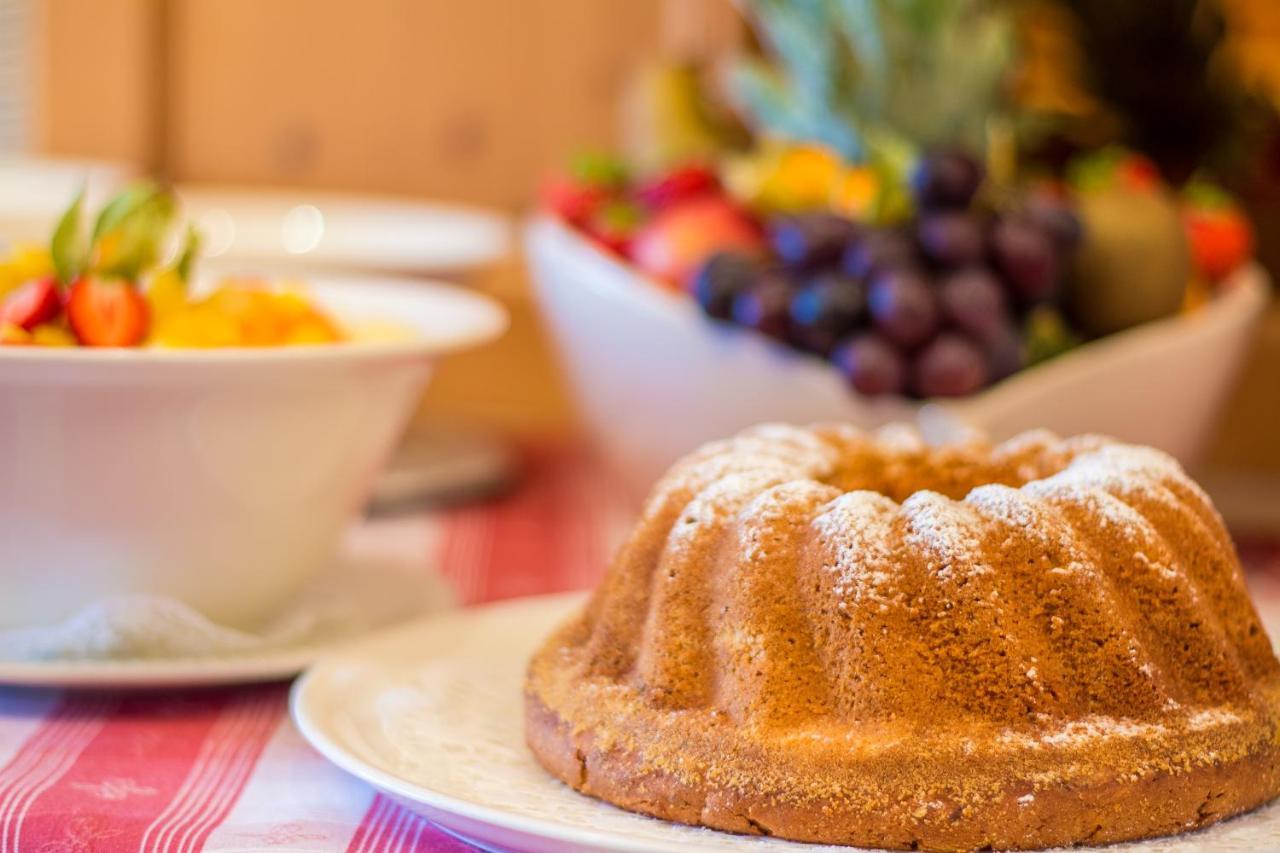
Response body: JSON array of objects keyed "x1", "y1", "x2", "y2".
[
  {"x1": 1023, "y1": 305, "x2": 1081, "y2": 366},
  {"x1": 1066, "y1": 187, "x2": 1190, "y2": 336}
]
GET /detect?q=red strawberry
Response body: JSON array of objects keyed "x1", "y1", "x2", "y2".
[
  {"x1": 540, "y1": 176, "x2": 610, "y2": 227},
  {"x1": 1186, "y1": 206, "x2": 1254, "y2": 282},
  {"x1": 1117, "y1": 156, "x2": 1161, "y2": 192},
  {"x1": 0, "y1": 278, "x2": 62, "y2": 331},
  {"x1": 66, "y1": 277, "x2": 150, "y2": 347},
  {"x1": 635, "y1": 164, "x2": 719, "y2": 210},
  {"x1": 582, "y1": 201, "x2": 646, "y2": 257}
]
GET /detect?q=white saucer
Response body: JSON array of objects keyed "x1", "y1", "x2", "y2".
[
  {"x1": 0, "y1": 556, "x2": 456, "y2": 690},
  {"x1": 291, "y1": 593, "x2": 1280, "y2": 853},
  {"x1": 0, "y1": 641, "x2": 337, "y2": 690}
]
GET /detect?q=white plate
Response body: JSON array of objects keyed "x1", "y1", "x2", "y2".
[
  {"x1": 292, "y1": 593, "x2": 1280, "y2": 852},
  {"x1": 180, "y1": 186, "x2": 510, "y2": 276}
]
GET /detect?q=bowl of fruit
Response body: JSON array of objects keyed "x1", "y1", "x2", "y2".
[
  {"x1": 527, "y1": 147, "x2": 1267, "y2": 496},
  {"x1": 0, "y1": 186, "x2": 507, "y2": 631},
  {"x1": 527, "y1": 0, "x2": 1270, "y2": 497}
]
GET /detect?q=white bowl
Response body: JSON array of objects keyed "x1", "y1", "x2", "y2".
[
  {"x1": 179, "y1": 187, "x2": 511, "y2": 277},
  {"x1": 0, "y1": 275, "x2": 507, "y2": 631},
  {"x1": 527, "y1": 216, "x2": 1270, "y2": 497}
]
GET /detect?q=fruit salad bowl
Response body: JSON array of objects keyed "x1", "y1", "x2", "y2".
[
  {"x1": 527, "y1": 215, "x2": 1268, "y2": 498},
  {"x1": 0, "y1": 274, "x2": 506, "y2": 631}
]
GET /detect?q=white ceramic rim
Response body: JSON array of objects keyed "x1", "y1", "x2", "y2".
[
  {"x1": 179, "y1": 185, "x2": 512, "y2": 274},
  {"x1": 291, "y1": 591, "x2": 1280, "y2": 852},
  {"x1": 289, "y1": 592, "x2": 701, "y2": 853},
  {"x1": 0, "y1": 272, "x2": 509, "y2": 368},
  {"x1": 527, "y1": 213, "x2": 1270, "y2": 411}
]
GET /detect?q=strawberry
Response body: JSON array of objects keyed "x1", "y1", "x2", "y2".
[
  {"x1": 582, "y1": 201, "x2": 646, "y2": 257},
  {"x1": 0, "y1": 277, "x2": 61, "y2": 331},
  {"x1": 1185, "y1": 207, "x2": 1253, "y2": 282},
  {"x1": 1117, "y1": 155, "x2": 1160, "y2": 192},
  {"x1": 635, "y1": 164, "x2": 720, "y2": 210},
  {"x1": 66, "y1": 277, "x2": 150, "y2": 347},
  {"x1": 1182, "y1": 181, "x2": 1255, "y2": 283},
  {"x1": 540, "y1": 176, "x2": 610, "y2": 227}
]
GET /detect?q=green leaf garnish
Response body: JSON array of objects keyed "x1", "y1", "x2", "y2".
[
  {"x1": 90, "y1": 183, "x2": 158, "y2": 245},
  {"x1": 50, "y1": 190, "x2": 86, "y2": 285},
  {"x1": 92, "y1": 183, "x2": 177, "y2": 281},
  {"x1": 174, "y1": 225, "x2": 201, "y2": 283}
]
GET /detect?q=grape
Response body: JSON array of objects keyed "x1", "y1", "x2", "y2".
[
  {"x1": 990, "y1": 216, "x2": 1060, "y2": 303},
  {"x1": 769, "y1": 214, "x2": 859, "y2": 270},
  {"x1": 866, "y1": 268, "x2": 940, "y2": 349},
  {"x1": 1025, "y1": 193, "x2": 1084, "y2": 252},
  {"x1": 983, "y1": 322, "x2": 1025, "y2": 382},
  {"x1": 789, "y1": 273, "x2": 865, "y2": 355},
  {"x1": 918, "y1": 212, "x2": 985, "y2": 268},
  {"x1": 842, "y1": 228, "x2": 916, "y2": 280},
  {"x1": 692, "y1": 252, "x2": 761, "y2": 320},
  {"x1": 730, "y1": 273, "x2": 793, "y2": 340},
  {"x1": 832, "y1": 333, "x2": 907, "y2": 396},
  {"x1": 938, "y1": 268, "x2": 1008, "y2": 342},
  {"x1": 912, "y1": 149, "x2": 984, "y2": 211},
  {"x1": 913, "y1": 333, "x2": 990, "y2": 397}
]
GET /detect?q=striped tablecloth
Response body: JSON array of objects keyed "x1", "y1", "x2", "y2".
[{"x1": 1, "y1": 448, "x2": 1278, "y2": 853}]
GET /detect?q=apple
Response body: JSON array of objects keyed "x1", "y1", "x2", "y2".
[{"x1": 629, "y1": 196, "x2": 762, "y2": 288}]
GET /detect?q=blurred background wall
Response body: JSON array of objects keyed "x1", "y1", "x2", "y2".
[{"x1": 31, "y1": 0, "x2": 740, "y2": 206}]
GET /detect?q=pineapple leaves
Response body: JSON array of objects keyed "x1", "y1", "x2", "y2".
[
  {"x1": 731, "y1": 61, "x2": 864, "y2": 160},
  {"x1": 733, "y1": 0, "x2": 1013, "y2": 164},
  {"x1": 50, "y1": 190, "x2": 87, "y2": 286}
]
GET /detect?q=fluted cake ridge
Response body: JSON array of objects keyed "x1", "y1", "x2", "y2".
[{"x1": 525, "y1": 423, "x2": 1280, "y2": 851}]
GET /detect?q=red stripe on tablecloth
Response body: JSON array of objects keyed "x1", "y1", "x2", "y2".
[
  {"x1": 12, "y1": 685, "x2": 284, "y2": 853},
  {"x1": 438, "y1": 447, "x2": 611, "y2": 605},
  {"x1": 347, "y1": 795, "x2": 474, "y2": 853},
  {"x1": 346, "y1": 795, "x2": 393, "y2": 853},
  {"x1": 140, "y1": 686, "x2": 284, "y2": 853},
  {"x1": 0, "y1": 694, "x2": 116, "y2": 853}
]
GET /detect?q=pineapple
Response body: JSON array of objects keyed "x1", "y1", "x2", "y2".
[{"x1": 730, "y1": 0, "x2": 1013, "y2": 167}]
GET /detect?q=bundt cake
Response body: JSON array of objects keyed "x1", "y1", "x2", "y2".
[{"x1": 525, "y1": 424, "x2": 1280, "y2": 851}]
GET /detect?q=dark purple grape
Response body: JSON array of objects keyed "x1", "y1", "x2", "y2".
[
  {"x1": 983, "y1": 322, "x2": 1025, "y2": 382},
  {"x1": 842, "y1": 228, "x2": 916, "y2": 280},
  {"x1": 918, "y1": 212, "x2": 985, "y2": 268},
  {"x1": 730, "y1": 273, "x2": 792, "y2": 340},
  {"x1": 832, "y1": 333, "x2": 907, "y2": 396},
  {"x1": 769, "y1": 213, "x2": 859, "y2": 270},
  {"x1": 912, "y1": 333, "x2": 990, "y2": 397},
  {"x1": 866, "y1": 268, "x2": 940, "y2": 349},
  {"x1": 912, "y1": 149, "x2": 984, "y2": 211},
  {"x1": 938, "y1": 267, "x2": 1008, "y2": 342},
  {"x1": 1024, "y1": 194, "x2": 1084, "y2": 253},
  {"x1": 789, "y1": 273, "x2": 865, "y2": 355},
  {"x1": 691, "y1": 252, "x2": 760, "y2": 320},
  {"x1": 990, "y1": 216, "x2": 1060, "y2": 303}
]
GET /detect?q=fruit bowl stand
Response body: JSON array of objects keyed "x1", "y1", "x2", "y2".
[{"x1": 527, "y1": 215, "x2": 1270, "y2": 499}]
